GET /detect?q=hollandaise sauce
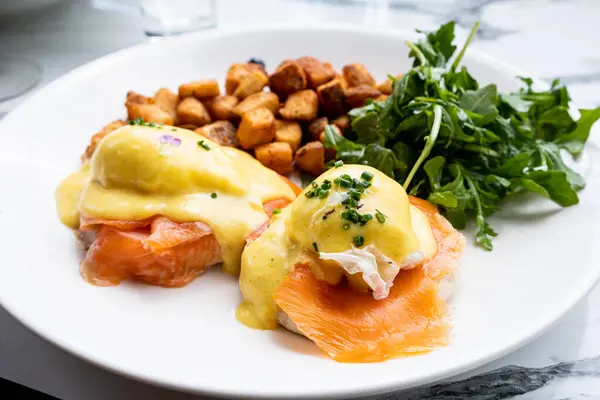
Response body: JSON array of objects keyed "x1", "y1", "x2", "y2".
[
  {"x1": 237, "y1": 165, "x2": 439, "y2": 330},
  {"x1": 55, "y1": 125, "x2": 296, "y2": 275}
]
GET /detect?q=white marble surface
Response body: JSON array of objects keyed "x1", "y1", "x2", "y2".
[{"x1": 1, "y1": 0, "x2": 600, "y2": 398}]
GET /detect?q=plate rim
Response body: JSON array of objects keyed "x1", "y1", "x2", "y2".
[{"x1": 1, "y1": 23, "x2": 599, "y2": 399}]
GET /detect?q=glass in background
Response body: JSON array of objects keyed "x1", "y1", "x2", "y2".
[{"x1": 92, "y1": 0, "x2": 217, "y2": 38}]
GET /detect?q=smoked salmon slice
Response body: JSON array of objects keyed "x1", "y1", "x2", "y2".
[
  {"x1": 273, "y1": 196, "x2": 466, "y2": 363},
  {"x1": 80, "y1": 196, "x2": 295, "y2": 287}
]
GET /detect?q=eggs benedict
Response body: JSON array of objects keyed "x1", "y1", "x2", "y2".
[
  {"x1": 237, "y1": 164, "x2": 465, "y2": 362},
  {"x1": 55, "y1": 123, "x2": 300, "y2": 286}
]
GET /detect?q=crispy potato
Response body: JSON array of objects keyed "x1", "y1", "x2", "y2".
[
  {"x1": 236, "y1": 107, "x2": 276, "y2": 149},
  {"x1": 204, "y1": 95, "x2": 239, "y2": 121},
  {"x1": 308, "y1": 117, "x2": 329, "y2": 141},
  {"x1": 279, "y1": 89, "x2": 318, "y2": 121},
  {"x1": 151, "y1": 88, "x2": 179, "y2": 120},
  {"x1": 269, "y1": 61, "x2": 307, "y2": 99},
  {"x1": 255, "y1": 142, "x2": 294, "y2": 175},
  {"x1": 332, "y1": 114, "x2": 350, "y2": 133},
  {"x1": 317, "y1": 79, "x2": 347, "y2": 117},
  {"x1": 179, "y1": 79, "x2": 220, "y2": 100},
  {"x1": 377, "y1": 74, "x2": 403, "y2": 95},
  {"x1": 294, "y1": 141, "x2": 325, "y2": 176},
  {"x1": 177, "y1": 124, "x2": 199, "y2": 131},
  {"x1": 296, "y1": 57, "x2": 335, "y2": 89},
  {"x1": 233, "y1": 70, "x2": 268, "y2": 100},
  {"x1": 234, "y1": 92, "x2": 279, "y2": 116},
  {"x1": 127, "y1": 103, "x2": 174, "y2": 125},
  {"x1": 126, "y1": 91, "x2": 150, "y2": 105},
  {"x1": 83, "y1": 120, "x2": 127, "y2": 160},
  {"x1": 345, "y1": 84, "x2": 382, "y2": 108},
  {"x1": 342, "y1": 63, "x2": 376, "y2": 88},
  {"x1": 274, "y1": 120, "x2": 302, "y2": 152},
  {"x1": 226, "y1": 63, "x2": 267, "y2": 95},
  {"x1": 195, "y1": 121, "x2": 238, "y2": 147},
  {"x1": 176, "y1": 97, "x2": 212, "y2": 126}
]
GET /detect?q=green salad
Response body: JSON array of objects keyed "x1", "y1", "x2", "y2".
[{"x1": 324, "y1": 21, "x2": 600, "y2": 250}]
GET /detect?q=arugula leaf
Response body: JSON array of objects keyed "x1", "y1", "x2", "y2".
[
  {"x1": 459, "y1": 84, "x2": 499, "y2": 125},
  {"x1": 518, "y1": 170, "x2": 579, "y2": 207},
  {"x1": 555, "y1": 108, "x2": 600, "y2": 155}
]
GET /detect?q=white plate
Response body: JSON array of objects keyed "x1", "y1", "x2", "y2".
[{"x1": 1, "y1": 26, "x2": 599, "y2": 399}]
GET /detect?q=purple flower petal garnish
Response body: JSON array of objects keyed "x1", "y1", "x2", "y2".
[
  {"x1": 171, "y1": 137, "x2": 182, "y2": 147},
  {"x1": 159, "y1": 134, "x2": 173, "y2": 144}
]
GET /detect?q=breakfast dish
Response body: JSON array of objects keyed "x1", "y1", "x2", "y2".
[
  {"x1": 239, "y1": 164, "x2": 465, "y2": 362},
  {"x1": 55, "y1": 124, "x2": 300, "y2": 286},
  {"x1": 2, "y1": 20, "x2": 599, "y2": 398},
  {"x1": 52, "y1": 20, "x2": 600, "y2": 365}
]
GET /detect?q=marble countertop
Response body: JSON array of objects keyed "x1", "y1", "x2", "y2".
[{"x1": 1, "y1": 0, "x2": 600, "y2": 398}]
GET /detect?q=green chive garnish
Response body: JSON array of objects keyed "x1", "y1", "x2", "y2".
[
  {"x1": 334, "y1": 160, "x2": 344, "y2": 168},
  {"x1": 318, "y1": 190, "x2": 329, "y2": 199},
  {"x1": 312, "y1": 242, "x2": 319, "y2": 252},
  {"x1": 353, "y1": 236, "x2": 365, "y2": 247},
  {"x1": 361, "y1": 171, "x2": 374, "y2": 181},
  {"x1": 343, "y1": 223, "x2": 350, "y2": 230},
  {"x1": 211, "y1": 193, "x2": 217, "y2": 199},
  {"x1": 198, "y1": 140, "x2": 211, "y2": 150},
  {"x1": 375, "y1": 209, "x2": 386, "y2": 223},
  {"x1": 273, "y1": 208, "x2": 281, "y2": 215}
]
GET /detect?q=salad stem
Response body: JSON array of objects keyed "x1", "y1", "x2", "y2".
[{"x1": 451, "y1": 21, "x2": 480, "y2": 72}]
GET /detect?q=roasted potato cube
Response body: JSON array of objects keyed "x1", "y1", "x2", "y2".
[
  {"x1": 279, "y1": 89, "x2": 318, "y2": 121},
  {"x1": 274, "y1": 120, "x2": 302, "y2": 152},
  {"x1": 332, "y1": 114, "x2": 350, "y2": 133},
  {"x1": 195, "y1": 121, "x2": 238, "y2": 147},
  {"x1": 345, "y1": 84, "x2": 382, "y2": 108},
  {"x1": 234, "y1": 92, "x2": 279, "y2": 116},
  {"x1": 226, "y1": 63, "x2": 267, "y2": 95},
  {"x1": 236, "y1": 107, "x2": 276, "y2": 149},
  {"x1": 269, "y1": 61, "x2": 307, "y2": 99},
  {"x1": 296, "y1": 57, "x2": 335, "y2": 89},
  {"x1": 204, "y1": 95, "x2": 239, "y2": 121},
  {"x1": 178, "y1": 79, "x2": 220, "y2": 100},
  {"x1": 151, "y1": 88, "x2": 179, "y2": 120},
  {"x1": 377, "y1": 74, "x2": 403, "y2": 95},
  {"x1": 308, "y1": 117, "x2": 329, "y2": 141},
  {"x1": 255, "y1": 142, "x2": 294, "y2": 175},
  {"x1": 126, "y1": 91, "x2": 150, "y2": 105},
  {"x1": 83, "y1": 120, "x2": 127, "y2": 160},
  {"x1": 177, "y1": 124, "x2": 199, "y2": 131},
  {"x1": 176, "y1": 97, "x2": 212, "y2": 126},
  {"x1": 317, "y1": 79, "x2": 347, "y2": 117},
  {"x1": 294, "y1": 141, "x2": 325, "y2": 176},
  {"x1": 233, "y1": 70, "x2": 268, "y2": 100},
  {"x1": 342, "y1": 63, "x2": 376, "y2": 88},
  {"x1": 127, "y1": 103, "x2": 174, "y2": 125}
]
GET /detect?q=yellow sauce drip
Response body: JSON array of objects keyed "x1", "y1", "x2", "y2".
[{"x1": 54, "y1": 125, "x2": 296, "y2": 275}]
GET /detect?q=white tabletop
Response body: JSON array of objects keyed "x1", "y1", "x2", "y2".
[{"x1": 1, "y1": 0, "x2": 600, "y2": 398}]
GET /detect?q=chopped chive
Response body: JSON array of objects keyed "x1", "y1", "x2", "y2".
[
  {"x1": 353, "y1": 236, "x2": 365, "y2": 247},
  {"x1": 361, "y1": 171, "x2": 374, "y2": 181},
  {"x1": 343, "y1": 223, "x2": 350, "y2": 230},
  {"x1": 333, "y1": 177, "x2": 341, "y2": 186},
  {"x1": 210, "y1": 192, "x2": 217, "y2": 199},
  {"x1": 305, "y1": 190, "x2": 315, "y2": 198},
  {"x1": 334, "y1": 160, "x2": 344, "y2": 168},
  {"x1": 339, "y1": 179, "x2": 352, "y2": 188},
  {"x1": 311, "y1": 181, "x2": 318, "y2": 188},
  {"x1": 361, "y1": 181, "x2": 372, "y2": 189},
  {"x1": 318, "y1": 189, "x2": 329, "y2": 199},
  {"x1": 171, "y1": 128, "x2": 177, "y2": 132},
  {"x1": 375, "y1": 209, "x2": 387, "y2": 223},
  {"x1": 272, "y1": 208, "x2": 282, "y2": 215},
  {"x1": 128, "y1": 120, "x2": 135, "y2": 125},
  {"x1": 198, "y1": 140, "x2": 211, "y2": 150},
  {"x1": 148, "y1": 122, "x2": 156, "y2": 127},
  {"x1": 312, "y1": 242, "x2": 319, "y2": 252}
]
